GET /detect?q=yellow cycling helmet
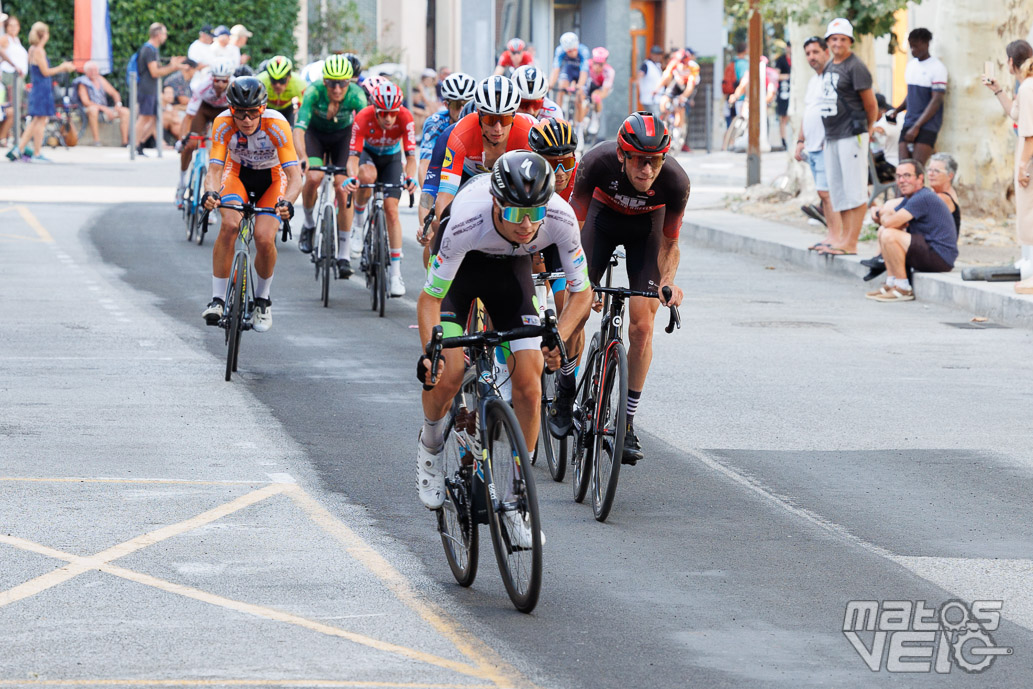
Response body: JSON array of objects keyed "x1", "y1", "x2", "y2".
[
  {"x1": 322, "y1": 54, "x2": 354, "y2": 81},
  {"x1": 266, "y1": 55, "x2": 293, "y2": 81}
]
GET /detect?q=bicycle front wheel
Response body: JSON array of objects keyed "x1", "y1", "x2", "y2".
[
  {"x1": 438, "y1": 370, "x2": 480, "y2": 587},
  {"x1": 224, "y1": 252, "x2": 246, "y2": 382},
  {"x1": 539, "y1": 369, "x2": 567, "y2": 482},
  {"x1": 484, "y1": 399, "x2": 542, "y2": 613},
  {"x1": 375, "y1": 210, "x2": 388, "y2": 317},
  {"x1": 193, "y1": 176, "x2": 207, "y2": 246},
  {"x1": 320, "y1": 212, "x2": 334, "y2": 308},
  {"x1": 571, "y1": 332, "x2": 599, "y2": 503},
  {"x1": 591, "y1": 342, "x2": 628, "y2": 522}
]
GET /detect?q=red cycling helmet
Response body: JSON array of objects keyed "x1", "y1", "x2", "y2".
[
  {"x1": 617, "y1": 111, "x2": 671, "y2": 155},
  {"x1": 507, "y1": 38, "x2": 526, "y2": 53},
  {"x1": 371, "y1": 81, "x2": 403, "y2": 112}
]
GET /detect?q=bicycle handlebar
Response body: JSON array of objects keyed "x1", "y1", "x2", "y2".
[
  {"x1": 425, "y1": 309, "x2": 568, "y2": 385},
  {"x1": 346, "y1": 183, "x2": 415, "y2": 209},
  {"x1": 309, "y1": 165, "x2": 350, "y2": 175},
  {"x1": 593, "y1": 285, "x2": 681, "y2": 334},
  {"x1": 533, "y1": 271, "x2": 566, "y2": 284},
  {"x1": 199, "y1": 202, "x2": 293, "y2": 242}
]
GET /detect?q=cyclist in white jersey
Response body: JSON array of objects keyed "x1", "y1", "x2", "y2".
[{"x1": 513, "y1": 65, "x2": 562, "y2": 120}]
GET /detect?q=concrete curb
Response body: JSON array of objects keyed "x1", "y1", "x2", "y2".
[{"x1": 683, "y1": 209, "x2": 1033, "y2": 329}]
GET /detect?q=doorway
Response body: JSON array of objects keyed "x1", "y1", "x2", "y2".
[{"x1": 629, "y1": 1, "x2": 657, "y2": 113}]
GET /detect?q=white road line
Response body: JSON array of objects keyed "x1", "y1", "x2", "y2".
[{"x1": 267, "y1": 472, "x2": 297, "y2": 484}]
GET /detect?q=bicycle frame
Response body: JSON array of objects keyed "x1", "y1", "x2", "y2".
[
  {"x1": 223, "y1": 210, "x2": 257, "y2": 331},
  {"x1": 311, "y1": 165, "x2": 343, "y2": 264}
]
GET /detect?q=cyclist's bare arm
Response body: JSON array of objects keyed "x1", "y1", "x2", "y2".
[
  {"x1": 434, "y1": 191, "x2": 454, "y2": 223},
  {"x1": 493, "y1": 64, "x2": 506, "y2": 77},
  {"x1": 657, "y1": 235, "x2": 683, "y2": 307},
  {"x1": 283, "y1": 165, "x2": 304, "y2": 204},
  {"x1": 292, "y1": 128, "x2": 308, "y2": 170},
  {"x1": 576, "y1": 70, "x2": 588, "y2": 91},
  {"x1": 548, "y1": 67, "x2": 560, "y2": 90}
]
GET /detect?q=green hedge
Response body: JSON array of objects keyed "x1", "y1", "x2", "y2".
[{"x1": 5, "y1": 0, "x2": 298, "y2": 87}]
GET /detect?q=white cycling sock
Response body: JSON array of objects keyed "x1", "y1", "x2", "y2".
[
  {"x1": 178, "y1": 169, "x2": 186, "y2": 185},
  {"x1": 421, "y1": 415, "x2": 447, "y2": 451},
  {"x1": 212, "y1": 276, "x2": 228, "y2": 301},
  {"x1": 390, "y1": 248, "x2": 402, "y2": 278},
  {"x1": 254, "y1": 274, "x2": 273, "y2": 300},
  {"x1": 337, "y1": 230, "x2": 350, "y2": 256},
  {"x1": 303, "y1": 205, "x2": 314, "y2": 228}
]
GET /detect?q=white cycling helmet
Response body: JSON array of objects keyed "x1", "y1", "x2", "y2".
[
  {"x1": 440, "y1": 72, "x2": 477, "y2": 101},
  {"x1": 210, "y1": 60, "x2": 236, "y2": 78},
  {"x1": 559, "y1": 32, "x2": 579, "y2": 51},
  {"x1": 474, "y1": 76, "x2": 521, "y2": 116},
  {"x1": 512, "y1": 65, "x2": 549, "y2": 100}
]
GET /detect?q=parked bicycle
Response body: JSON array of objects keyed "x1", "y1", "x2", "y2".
[
  {"x1": 569, "y1": 251, "x2": 680, "y2": 522},
  {"x1": 309, "y1": 164, "x2": 349, "y2": 307},
  {"x1": 181, "y1": 134, "x2": 209, "y2": 245},
  {"x1": 425, "y1": 310, "x2": 567, "y2": 613},
  {"x1": 200, "y1": 202, "x2": 291, "y2": 382},
  {"x1": 349, "y1": 182, "x2": 413, "y2": 317}
]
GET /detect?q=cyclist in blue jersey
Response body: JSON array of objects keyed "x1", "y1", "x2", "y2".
[
  {"x1": 548, "y1": 32, "x2": 590, "y2": 115},
  {"x1": 416, "y1": 72, "x2": 476, "y2": 233}
]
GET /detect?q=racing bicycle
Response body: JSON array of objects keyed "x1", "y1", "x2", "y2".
[
  {"x1": 181, "y1": 134, "x2": 210, "y2": 245},
  {"x1": 569, "y1": 251, "x2": 680, "y2": 522},
  {"x1": 201, "y1": 202, "x2": 291, "y2": 382},
  {"x1": 350, "y1": 182, "x2": 413, "y2": 317},
  {"x1": 309, "y1": 164, "x2": 349, "y2": 307},
  {"x1": 532, "y1": 270, "x2": 568, "y2": 481},
  {"x1": 425, "y1": 310, "x2": 567, "y2": 613}
]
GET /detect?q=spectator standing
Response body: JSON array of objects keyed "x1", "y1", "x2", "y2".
[
  {"x1": 209, "y1": 26, "x2": 240, "y2": 68},
  {"x1": 866, "y1": 159, "x2": 957, "y2": 302},
  {"x1": 774, "y1": 42, "x2": 791, "y2": 150},
  {"x1": 134, "y1": 23, "x2": 185, "y2": 156},
  {"x1": 75, "y1": 60, "x2": 129, "y2": 147},
  {"x1": 434, "y1": 66, "x2": 451, "y2": 101},
  {"x1": 13, "y1": 22, "x2": 74, "y2": 162},
  {"x1": 885, "y1": 28, "x2": 946, "y2": 165},
  {"x1": 1007, "y1": 42, "x2": 1033, "y2": 293},
  {"x1": 187, "y1": 25, "x2": 214, "y2": 89},
  {"x1": 726, "y1": 42, "x2": 748, "y2": 126},
  {"x1": 0, "y1": 14, "x2": 27, "y2": 148},
  {"x1": 230, "y1": 24, "x2": 252, "y2": 65},
  {"x1": 637, "y1": 45, "x2": 665, "y2": 115},
  {"x1": 795, "y1": 36, "x2": 842, "y2": 250},
  {"x1": 817, "y1": 18, "x2": 878, "y2": 256}
]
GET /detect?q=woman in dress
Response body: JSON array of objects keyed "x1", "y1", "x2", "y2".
[
  {"x1": 14, "y1": 21, "x2": 74, "y2": 162},
  {"x1": 999, "y1": 41, "x2": 1033, "y2": 292}
]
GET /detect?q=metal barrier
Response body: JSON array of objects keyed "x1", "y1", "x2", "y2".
[
  {"x1": 155, "y1": 75, "x2": 163, "y2": 158},
  {"x1": 128, "y1": 77, "x2": 137, "y2": 159},
  {"x1": 12, "y1": 74, "x2": 22, "y2": 147}
]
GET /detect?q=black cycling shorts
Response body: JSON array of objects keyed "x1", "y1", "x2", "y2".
[
  {"x1": 305, "y1": 126, "x2": 351, "y2": 166},
  {"x1": 358, "y1": 149, "x2": 404, "y2": 200},
  {"x1": 581, "y1": 200, "x2": 663, "y2": 292},
  {"x1": 188, "y1": 101, "x2": 224, "y2": 135}
]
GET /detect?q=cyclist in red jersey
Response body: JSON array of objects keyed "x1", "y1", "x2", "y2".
[
  {"x1": 493, "y1": 37, "x2": 534, "y2": 76},
  {"x1": 551, "y1": 112, "x2": 689, "y2": 465},
  {"x1": 428, "y1": 76, "x2": 532, "y2": 240},
  {"x1": 343, "y1": 81, "x2": 418, "y2": 296}
]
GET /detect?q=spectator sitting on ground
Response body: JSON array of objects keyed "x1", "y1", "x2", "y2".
[
  {"x1": 866, "y1": 159, "x2": 958, "y2": 302},
  {"x1": 75, "y1": 60, "x2": 130, "y2": 147}
]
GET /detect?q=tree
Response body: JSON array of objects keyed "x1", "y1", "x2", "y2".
[{"x1": 727, "y1": 0, "x2": 909, "y2": 39}]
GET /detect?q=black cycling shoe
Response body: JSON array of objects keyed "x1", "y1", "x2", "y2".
[
  {"x1": 547, "y1": 391, "x2": 574, "y2": 438},
  {"x1": 621, "y1": 423, "x2": 644, "y2": 465},
  {"x1": 298, "y1": 226, "x2": 315, "y2": 254},
  {"x1": 336, "y1": 257, "x2": 353, "y2": 279}
]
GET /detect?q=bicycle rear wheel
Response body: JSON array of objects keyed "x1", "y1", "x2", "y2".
[
  {"x1": 375, "y1": 210, "x2": 388, "y2": 317},
  {"x1": 182, "y1": 172, "x2": 194, "y2": 240},
  {"x1": 538, "y1": 369, "x2": 567, "y2": 482},
  {"x1": 438, "y1": 369, "x2": 480, "y2": 587},
  {"x1": 193, "y1": 176, "x2": 207, "y2": 246},
  {"x1": 591, "y1": 341, "x2": 628, "y2": 522},
  {"x1": 484, "y1": 398, "x2": 542, "y2": 613},
  {"x1": 320, "y1": 212, "x2": 333, "y2": 308},
  {"x1": 571, "y1": 333, "x2": 599, "y2": 503},
  {"x1": 365, "y1": 214, "x2": 379, "y2": 312},
  {"x1": 224, "y1": 252, "x2": 246, "y2": 382}
]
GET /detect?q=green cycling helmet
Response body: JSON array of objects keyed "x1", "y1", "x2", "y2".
[
  {"x1": 266, "y1": 55, "x2": 293, "y2": 80},
  {"x1": 322, "y1": 54, "x2": 354, "y2": 81}
]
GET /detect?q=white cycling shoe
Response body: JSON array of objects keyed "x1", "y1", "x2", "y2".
[
  {"x1": 252, "y1": 298, "x2": 272, "y2": 332},
  {"x1": 417, "y1": 438, "x2": 445, "y2": 510},
  {"x1": 350, "y1": 231, "x2": 364, "y2": 258},
  {"x1": 390, "y1": 274, "x2": 406, "y2": 297},
  {"x1": 501, "y1": 510, "x2": 545, "y2": 549}
]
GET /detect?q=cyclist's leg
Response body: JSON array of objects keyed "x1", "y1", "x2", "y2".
[
  {"x1": 355, "y1": 150, "x2": 377, "y2": 208},
  {"x1": 301, "y1": 128, "x2": 326, "y2": 229},
  {"x1": 211, "y1": 163, "x2": 246, "y2": 296},
  {"x1": 331, "y1": 126, "x2": 354, "y2": 237},
  {"x1": 622, "y1": 210, "x2": 664, "y2": 421},
  {"x1": 420, "y1": 287, "x2": 474, "y2": 443},
  {"x1": 376, "y1": 153, "x2": 406, "y2": 277},
  {"x1": 556, "y1": 75, "x2": 571, "y2": 111},
  {"x1": 253, "y1": 169, "x2": 284, "y2": 285}
]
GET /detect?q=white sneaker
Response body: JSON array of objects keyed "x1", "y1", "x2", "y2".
[
  {"x1": 501, "y1": 510, "x2": 545, "y2": 549},
  {"x1": 390, "y1": 274, "x2": 406, "y2": 297},
  {"x1": 252, "y1": 298, "x2": 272, "y2": 332},
  {"x1": 350, "y1": 231, "x2": 364, "y2": 258},
  {"x1": 417, "y1": 439, "x2": 445, "y2": 510}
]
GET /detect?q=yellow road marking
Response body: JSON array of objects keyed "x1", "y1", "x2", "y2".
[
  {"x1": 0, "y1": 232, "x2": 50, "y2": 242},
  {"x1": 285, "y1": 487, "x2": 534, "y2": 689},
  {"x1": 14, "y1": 205, "x2": 54, "y2": 243},
  {"x1": 0, "y1": 476, "x2": 272, "y2": 486},
  {"x1": 0, "y1": 484, "x2": 286, "y2": 609},
  {"x1": 0, "y1": 680, "x2": 495, "y2": 688}
]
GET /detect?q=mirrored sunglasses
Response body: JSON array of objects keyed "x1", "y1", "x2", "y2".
[
  {"x1": 231, "y1": 107, "x2": 264, "y2": 121},
  {"x1": 547, "y1": 155, "x2": 577, "y2": 173},
  {"x1": 521, "y1": 99, "x2": 543, "y2": 112},
  {"x1": 626, "y1": 153, "x2": 666, "y2": 168},
  {"x1": 500, "y1": 205, "x2": 547, "y2": 223},
  {"x1": 479, "y1": 113, "x2": 514, "y2": 127},
  {"x1": 324, "y1": 79, "x2": 349, "y2": 89}
]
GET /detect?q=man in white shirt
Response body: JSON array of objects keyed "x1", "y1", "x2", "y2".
[
  {"x1": 230, "y1": 24, "x2": 252, "y2": 65},
  {"x1": 187, "y1": 24, "x2": 214, "y2": 90},
  {"x1": 793, "y1": 35, "x2": 842, "y2": 247},
  {"x1": 209, "y1": 26, "x2": 240, "y2": 68},
  {"x1": 637, "y1": 45, "x2": 664, "y2": 115}
]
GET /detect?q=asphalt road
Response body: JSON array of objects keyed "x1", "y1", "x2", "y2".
[{"x1": 73, "y1": 196, "x2": 1033, "y2": 688}]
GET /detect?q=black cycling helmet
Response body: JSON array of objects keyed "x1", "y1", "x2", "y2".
[
  {"x1": 617, "y1": 111, "x2": 671, "y2": 155},
  {"x1": 233, "y1": 64, "x2": 254, "y2": 78},
  {"x1": 528, "y1": 118, "x2": 577, "y2": 157},
  {"x1": 490, "y1": 151, "x2": 555, "y2": 207},
  {"x1": 344, "y1": 53, "x2": 362, "y2": 77},
  {"x1": 227, "y1": 76, "x2": 268, "y2": 109}
]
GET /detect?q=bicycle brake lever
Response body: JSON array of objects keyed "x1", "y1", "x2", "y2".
[
  {"x1": 426, "y1": 325, "x2": 444, "y2": 385},
  {"x1": 346, "y1": 192, "x2": 352, "y2": 210},
  {"x1": 200, "y1": 209, "x2": 210, "y2": 235},
  {"x1": 661, "y1": 287, "x2": 681, "y2": 333},
  {"x1": 281, "y1": 219, "x2": 292, "y2": 243},
  {"x1": 408, "y1": 191, "x2": 415, "y2": 208}
]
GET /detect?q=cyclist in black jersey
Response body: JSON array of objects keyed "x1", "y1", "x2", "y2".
[{"x1": 553, "y1": 111, "x2": 689, "y2": 465}]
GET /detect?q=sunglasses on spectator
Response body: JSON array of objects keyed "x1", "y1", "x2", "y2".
[
  {"x1": 231, "y1": 107, "x2": 265, "y2": 121},
  {"x1": 624, "y1": 153, "x2": 666, "y2": 168},
  {"x1": 479, "y1": 113, "x2": 514, "y2": 127},
  {"x1": 546, "y1": 155, "x2": 577, "y2": 173},
  {"x1": 324, "y1": 79, "x2": 349, "y2": 89},
  {"x1": 500, "y1": 204, "x2": 548, "y2": 223},
  {"x1": 521, "y1": 99, "x2": 543, "y2": 112}
]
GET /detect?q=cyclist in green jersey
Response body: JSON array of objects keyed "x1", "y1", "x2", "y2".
[
  {"x1": 292, "y1": 55, "x2": 367, "y2": 256},
  {"x1": 258, "y1": 55, "x2": 306, "y2": 127}
]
